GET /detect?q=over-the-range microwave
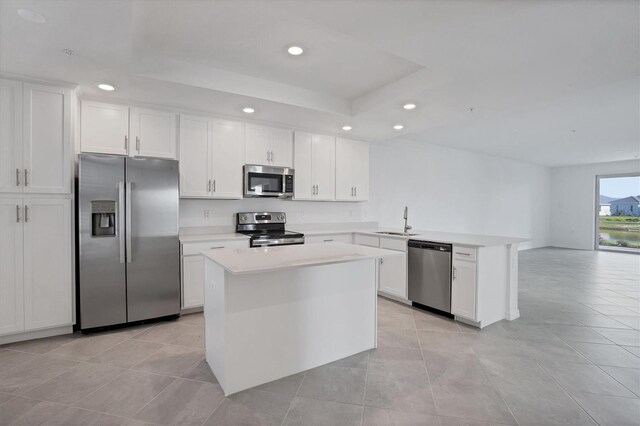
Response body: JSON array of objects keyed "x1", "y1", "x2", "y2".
[{"x1": 243, "y1": 164, "x2": 294, "y2": 198}]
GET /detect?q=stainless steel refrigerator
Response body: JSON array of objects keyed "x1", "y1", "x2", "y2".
[{"x1": 77, "y1": 154, "x2": 180, "y2": 331}]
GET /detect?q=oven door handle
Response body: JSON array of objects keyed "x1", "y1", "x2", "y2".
[{"x1": 252, "y1": 237, "x2": 305, "y2": 247}]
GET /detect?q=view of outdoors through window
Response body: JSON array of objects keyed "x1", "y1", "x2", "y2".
[{"x1": 598, "y1": 175, "x2": 640, "y2": 252}]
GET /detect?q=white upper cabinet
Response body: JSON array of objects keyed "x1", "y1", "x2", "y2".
[
  {"x1": 179, "y1": 114, "x2": 211, "y2": 198},
  {"x1": 210, "y1": 119, "x2": 244, "y2": 199},
  {"x1": 130, "y1": 108, "x2": 178, "y2": 159},
  {"x1": 81, "y1": 101, "x2": 178, "y2": 159},
  {"x1": 336, "y1": 137, "x2": 369, "y2": 201},
  {"x1": 22, "y1": 84, "x2": 71, "y2": 194},
  {"x1": 81, "y1": 101, "x2": 129, "y2": 156},
  {"x1": 294, "y1": 131, "x2": 335, "y2": 201},
  {"x1": 0, "y1": 79, "x2": 23, "y2": 193},
  {"x1": 179, "y1": 115, "x2": 244, "y2": 199},
  {"x1": 245, "y1": 124, "x2": 293, "y2": 167},
  {"x1": 0, "y1": 80, "x2": 71, "y2": 195}
]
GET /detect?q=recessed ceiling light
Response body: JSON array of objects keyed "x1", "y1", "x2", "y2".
[
  {"x1": 17, "y1": 9, "x2": 46, "y2": 23},
  {"x1": 287, "y1": 46, "x2": 304, "y2": 56},
  {"x1": 393, "y1": 124, "x2": 404, "y2": 130},
  {"x1": 97, "y1": 83, "x2": 115, "y2": 91},
  {"x1": 342, "y1": 125, "x2": 352, "y2": 131},
  {"x1": 403, "y1": 103, "x2": 416, "y2": 110},
  {"x1": 242, "y1": 107, "x2": 255, "y2": 114}
]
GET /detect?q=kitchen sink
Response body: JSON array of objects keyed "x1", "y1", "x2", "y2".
[{"x1": 375, "y1": 231, "x2": 419, "y2": 236}]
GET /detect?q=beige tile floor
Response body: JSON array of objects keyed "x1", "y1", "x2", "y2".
[{"x1": 1, "y1": 247, "x2": 639, "y2": 425}]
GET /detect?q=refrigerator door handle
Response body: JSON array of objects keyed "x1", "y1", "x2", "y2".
[
  {"x1": 126, "y1": 181, "x2": 132, "y2": 263},
  {"x1": 118, "y1": 181, "x2": 125, "y2": 263}
]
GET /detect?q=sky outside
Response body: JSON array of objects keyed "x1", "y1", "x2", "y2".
[{"x1": 600, "y1": 175, "x2": 640, "y2": 198}]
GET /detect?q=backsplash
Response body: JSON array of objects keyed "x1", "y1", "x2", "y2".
[{"x1": 179, "y1": 198, "x2": 375, "y2": 228}]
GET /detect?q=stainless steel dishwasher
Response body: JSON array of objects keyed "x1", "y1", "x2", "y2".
[{"x1": 408, "y1": 240, "x2": 452, "y2": 313}]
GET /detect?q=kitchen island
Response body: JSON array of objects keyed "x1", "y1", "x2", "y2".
[{"x1": 202, "y1": 242, "x2": 400, "y2": 396}]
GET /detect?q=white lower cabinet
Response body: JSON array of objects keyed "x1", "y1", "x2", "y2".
[
  {"x1": 0, "y1": 198, "x2": 72, "y2": 336},
  {"x1": 354, "y1": 234, "x2": 408, "y2": 300},
  {"x1": 451, "y1": 249, "x2": 477, "y2": 321},
  {"x1": 181, "y1": 239, "x2": 249, "y2": 309}
]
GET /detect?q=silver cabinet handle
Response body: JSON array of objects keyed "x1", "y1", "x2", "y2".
[
  {"x1": 126, "y1": 181, "x2": 132, "y2": 263},
  {"x1": 271, "y1": 151, "x2": 274, "y2": 163},
  {"x1": 323, "y1": 239, "x2": 334, "y2": 242},
  {"x1": 316, "y1": 185, "x2": 319, "y2": 195},
  {"x1": 354, "y1": 186, "x2": 357, "y2": 197},
  {"x1": 124, "y1": 135, "x2": 128, "y2": 150},
  {"x1": 380, "y1": 258, "x2": 384, "y2": 264},
  {"x1": 455, "y1": 252, "x2": 470, "y2": 256},
  {"x1": 24, "y1": 205, "x2": 29, "y2": 222},
  {"x1": 16, "y1": 205, "x2": 20, "y2": 222},
  {"x1": 118, "y1": 182, "x2": 125, "y2": 263},
  {"x1": 453, "y1": 266, "x2": 457, "y2": 280},
  {"x1": 24, "y1": 169, "x2": 28, "y2": 186},
  {"x1": 267, "y1": 151, "x2": 270, "y2": 162},
  {"x1": 350, "y1": 187, "x2": 353, "y2": 196},
  {"x1": 16, "y1": 168, "x2": 20, "y2": 186},
  {"x1": 213, "y1": 179, "x2": 216, "y2": 192},
  {"x1": 208, "y1": 179, "x2": 211, "y2": 193},
  {"x1": 136, "y1": 136, "x2": 140, "y2": 153},
  {"x1": 209, "y1": 246, "x2": 225, "y2": 250}
]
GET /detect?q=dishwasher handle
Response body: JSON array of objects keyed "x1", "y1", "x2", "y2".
[{"x1": 408, "y1": 240, "x2": 452, "y2": 252}]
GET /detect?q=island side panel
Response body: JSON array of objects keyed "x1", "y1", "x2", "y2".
[
  {"x1": 204, "y1": 259, "x2": 227, "y2": 389},
  {"x1": 506, "y1": 243, "x2": 520, "y2": 320},
  {"x1": 223, "y1": 258, "x2": 377, "y2": 395},
  {"x1": 477, "y1": 244, "x2": 509, "y2": 328}
]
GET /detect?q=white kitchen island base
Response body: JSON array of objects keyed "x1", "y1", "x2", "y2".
[{"x1": 203, "y1": 245, "x2": 387, "y2": 396}]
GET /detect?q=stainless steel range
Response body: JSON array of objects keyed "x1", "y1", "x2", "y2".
[{"x1": 236, "y1": 212, "x2": 304, "y2": 247}]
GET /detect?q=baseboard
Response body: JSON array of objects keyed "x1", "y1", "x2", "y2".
[
  {"x1": 0, "y1": 325, "x2": 74, "y2": 345},
  {"x1": 506, "y1": 309, "x2": 521, "y2": 321},
  {"x1": 377, "y1": 291, "x2": 412, "y2": 306},
  {"x1": 181, "y1": 306, "x2": 203, "y2": 315}
]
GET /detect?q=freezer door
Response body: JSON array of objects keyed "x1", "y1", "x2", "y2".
[
  {"x1": 78, "y1": 154, "x2": 127, "y2": 329},
  {"x1": 125, "y1": 157, "x2": 180, "y2": 321}
]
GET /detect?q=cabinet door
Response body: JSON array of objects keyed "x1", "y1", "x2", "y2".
[
  {"x1": 0, "y1": 79, "x2": 23, "y2": 193},
  {"x1": 0, "y1": 199, "x2": 24, "y2": 335},
  {"x1": 131, "y1": 108, "x2": 178, "y2": 159},
  {"x1": 270, "y1": 127, "x2": 293, "y2": 167},
  {"x1": 293, "y1": 131, "x2": 313, "y2": 200},
  {"x1": 352, "y1": 140, "x2": 369, "y2": 201},
  {"x1": 312, "y1": 134, "x2": 335, "y2": 201},
  {"x1": 179, "y1": 115, "x2": 210, "y2": 197},
  {"x1": 23, "y1": 198, "x2": 72, "y2": 330},
  {"x1": 80, "y1": 101, "x2": 129, "y2": 155},
  {"x1": 245, "y1": 124, "x2": 271, "y2": 165},
  {"x1": 182, "y1": 255, "x2": 204, "y2": 309},
  {"x1": 210, "y1": 119, "x2": 244, "y2": 199},
  {"x1": 335, "y1": 137, "x2": 355, "y2": 200},
  {"x1": 451, "y1": 259, "x2": 477, "y2": 320},
  {"x1": 23, "y1": 84, "x2": 71, "y2": 194},
  {"x1": 379, "y1": 253, "x2": 407, "y2": 299}
]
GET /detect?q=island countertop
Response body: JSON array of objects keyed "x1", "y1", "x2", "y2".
[{"x1": 202, "y1": 242, "x2": 402, "y2": 275}]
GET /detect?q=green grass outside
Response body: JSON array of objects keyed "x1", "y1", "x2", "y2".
[{"x1": 598, "y1": 216, "x2": 640, "y2": 249}]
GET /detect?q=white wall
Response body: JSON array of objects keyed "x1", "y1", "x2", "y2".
[
  {"x1": 369, "y1": 138, "x2": 551, "y2": 250},
  {"x1": 180, "y1": 198, "x2": 374, "y2": 229},
  {"x1": 550, "y1": 159, "x2": 640, "y2": 250}
]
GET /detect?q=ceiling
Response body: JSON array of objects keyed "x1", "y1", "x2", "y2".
[{"x1": 1, "y1": 0, "x2": 638, "y2": 167}]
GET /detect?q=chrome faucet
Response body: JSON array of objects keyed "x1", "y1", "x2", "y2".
[{"x1": 403, "y1": 206, "x2": 412, "y2": 234}]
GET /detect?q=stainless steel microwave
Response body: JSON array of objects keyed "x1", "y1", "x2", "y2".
[{"x1": 243, "y1": 164, "x2": 294, "y2": 198}]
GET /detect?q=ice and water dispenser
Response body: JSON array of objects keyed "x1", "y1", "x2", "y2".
[{"x1": 91, "y1": 200, "x2": 117, "y2": 237}]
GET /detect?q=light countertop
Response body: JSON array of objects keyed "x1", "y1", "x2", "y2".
[
  {"x1": 290, "y1": 228, "x2": 527, "y2": 247},
  {"x1": 180, "y1": 227, "x2": 527, "y2": 247},
  {"x1": 202, "y1": 242, "x2": 402, "y2": 275},
  {"x1": 179, "y1": 233, "x2": 250, "y2": 243}
]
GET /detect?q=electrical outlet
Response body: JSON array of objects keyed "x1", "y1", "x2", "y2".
[{"x1": 203, "y1": 209, "x2": 210, "y2": 220}]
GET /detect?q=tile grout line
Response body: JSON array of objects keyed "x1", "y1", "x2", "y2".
[{"x1": 280, "y1": 370, "x2": 309, "y2": 426}]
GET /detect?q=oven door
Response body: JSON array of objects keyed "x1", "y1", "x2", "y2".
[{"x1": 244, "y1": 165, "x2": 293, "y2": 198}]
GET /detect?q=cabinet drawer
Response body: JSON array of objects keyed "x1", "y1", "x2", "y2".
[
  {"x1": 379, "y1": 237, "x2": 407, "y2": 252},
  {"x1": 305, "y1": 234, "x2": 353, "y2": 244},
  {"x1": 182, "y1": 239, "x2": 248, "y2": 256},
  {"x1": 453, "y1": 246, "x2": 477, "y2": 262},
  {"x1": 354, "y1": 234, "x2": 379, "y2": 247}
]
